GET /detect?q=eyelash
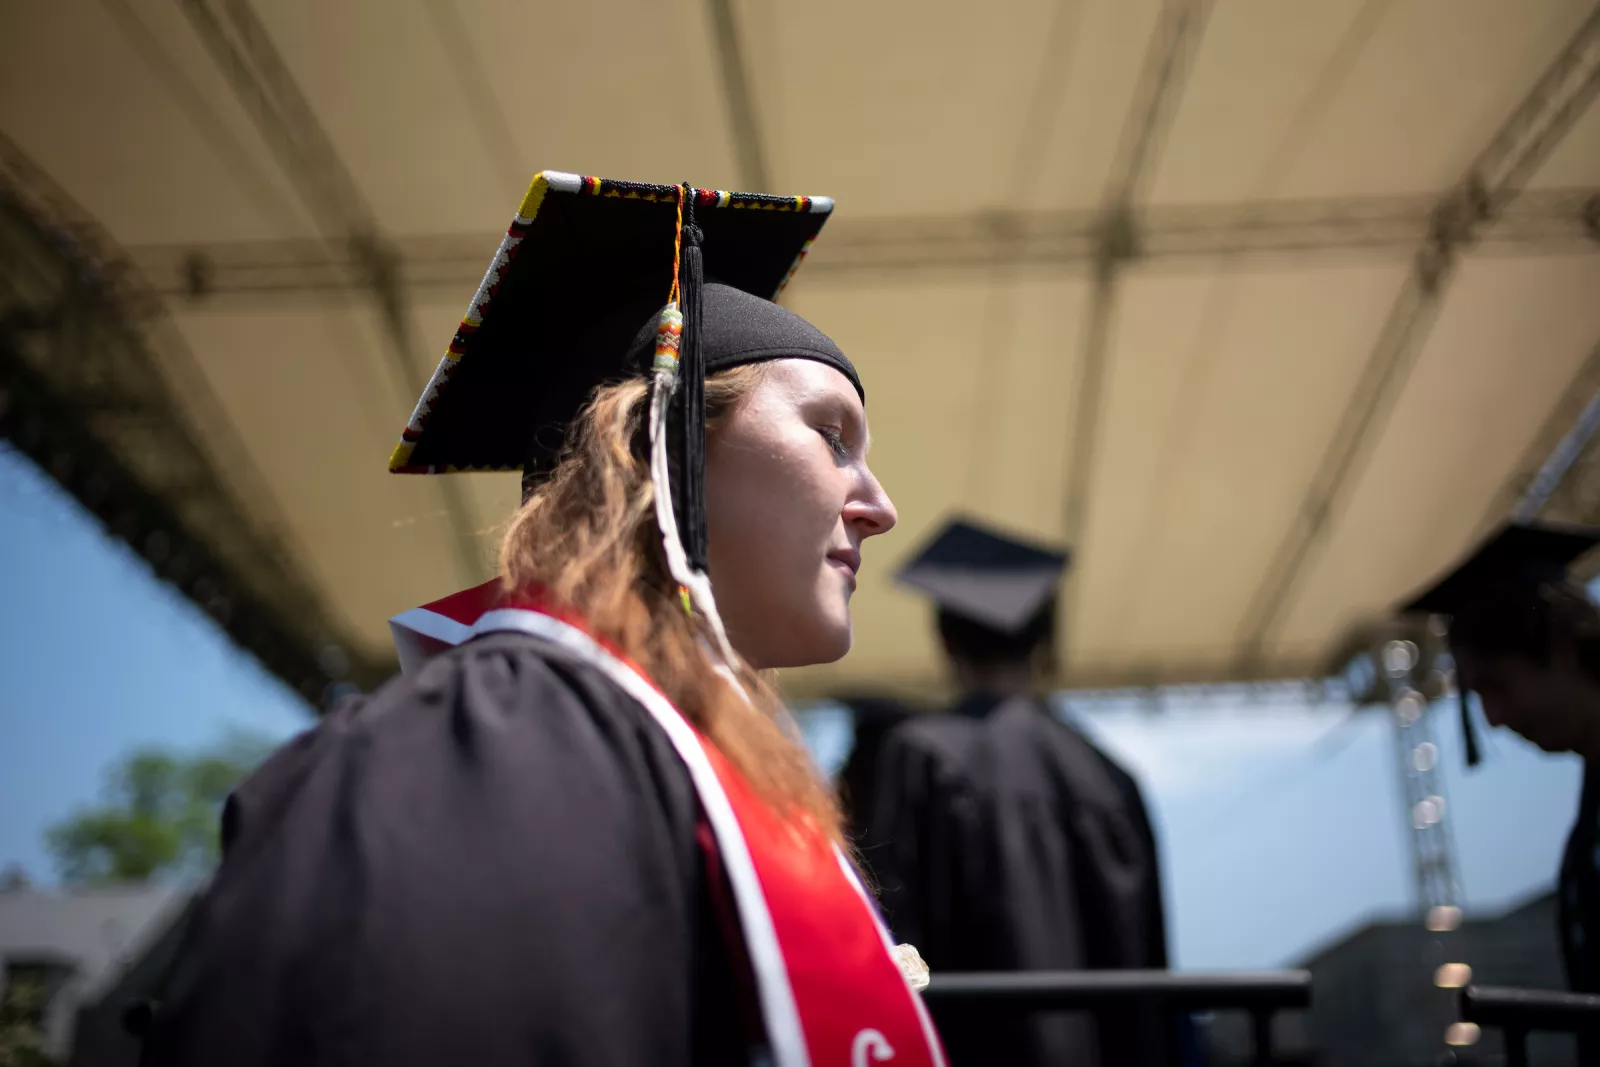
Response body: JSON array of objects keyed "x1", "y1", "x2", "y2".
[{"x1": 818, "y1": 427, "x2": 850, "y2": 458}]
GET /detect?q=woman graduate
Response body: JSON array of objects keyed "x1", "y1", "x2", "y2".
[{"x1": 139, "y1": 173, "x2": 944, "y2": 1067}]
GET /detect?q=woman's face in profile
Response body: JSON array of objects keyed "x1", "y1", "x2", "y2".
[{"x1": 705, "y1": 358, "x2": 897, "y2": 669}]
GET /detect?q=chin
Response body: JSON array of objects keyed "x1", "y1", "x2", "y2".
[
  {"x1": 766, "y1": 632, "x2": 851, "y2": 669},
  {"x1": 767, "y1": 613, "x2": 853, "y2": 669},
  {"x1": 813, "y1": 627, "x2": 853, "y2": 665},
  {"x1": 813, "y1": 605, "x2": 854, "y2": 663},
  {"x1": 1531, "y1": 732, "x2": 1578, "y2": 755},
  {"x1": 1508, "y1": 720, "x2": 1569, "y2": 754}
]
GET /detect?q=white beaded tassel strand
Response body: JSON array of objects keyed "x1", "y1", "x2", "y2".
[{"x1": 646, "y1": 305, "x2": 744, "y2": 685}]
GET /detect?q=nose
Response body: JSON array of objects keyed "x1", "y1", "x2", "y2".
[{"x1": 845, "y1": 465, "x2": 897, "y2": 539}]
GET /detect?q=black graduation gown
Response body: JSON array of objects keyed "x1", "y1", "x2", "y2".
[
  {"x1": 868, "y1": 695, "x2": 1170, "y2": 1067},
  {"x1": 836, "y1": 696, "x2": 920, "y2": 866},
  {"x1": 1561, "y1": 763, "x2": 1600, "y2": 990},
  {"x1": 1558, "y1": 763, "x2": 1600, "y2": 1063},
  {"x1": 139, "y1": 631, "x2": 753, "y2": 1067}
]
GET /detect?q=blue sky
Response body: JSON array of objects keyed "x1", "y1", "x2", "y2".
[
  {"x1": 1071, "y1": 697, "x2": 1581, "y2": 967},
  {"x1": 0, "y1": 442, "x2": 1582, "y2": 969},
  {"x1": 0, "y1": 445, "x2": 311, "y2": 883}
]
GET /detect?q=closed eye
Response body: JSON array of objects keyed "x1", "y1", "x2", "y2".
[{"x1": 818, "y1": 426, "x2": 850, "y2": 459}]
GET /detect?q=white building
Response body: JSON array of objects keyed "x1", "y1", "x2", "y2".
[{"x1": 0, "y1": 874, "x2": 194, "y2": 1066}]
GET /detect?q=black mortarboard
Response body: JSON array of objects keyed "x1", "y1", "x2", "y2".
[
  {"x1": 1400, "y1": 519, "x2": 1600, "y2": 766},
  {"x1": 1402, "y1": 521, "x2": 1600, "y2": 617},
  {"x1": 894, "y1": 516, "x2": 1071, "y2": 634},
  {"x1": 388, "y1": 171, "x2": 857, "y2": 657}
]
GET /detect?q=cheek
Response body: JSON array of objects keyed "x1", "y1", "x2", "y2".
[
  {"x1": 1495, "y1": 674, "x2": 1564, "y2": 730},
  {"x1": 710, "y1": 435, "x2": 800, "y2": 547},
  {"x1": 1477, "y1": 691, "x2": 1515, "y2": 727},
  {"x1": 707, "y1": 431, "x2": 840, "y2": 577}
]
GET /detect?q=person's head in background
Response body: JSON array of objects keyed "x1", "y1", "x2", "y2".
[
  {"x1": 896, "y1": 517, "x2": 1070, "y2": 702},
  {"x1": 1449, "y1": 577, "x2": 1600, "y2": 760},
  {"x1": 1406, "y1": 521, "x2": 1600, "y2": 762},
  {"x1": 937, "y1": 598, "x2": 1058, "y2": 699}
]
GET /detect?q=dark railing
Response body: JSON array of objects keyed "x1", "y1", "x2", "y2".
[
  {"x1": 1459, "y1": 985, "x2": 1600, "y2": 1067},
  {"x1": 924, "y1": 969, "x2": 1312, "y2": 1066}
]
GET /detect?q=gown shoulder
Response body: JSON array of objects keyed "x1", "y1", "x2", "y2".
[{"x1": 142, "y1": 631, "x2": 745, "y2": 1067}]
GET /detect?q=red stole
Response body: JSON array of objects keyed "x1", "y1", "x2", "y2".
[{"x1": 390, "y1": 584, "x2": 945, "y2": 1067}]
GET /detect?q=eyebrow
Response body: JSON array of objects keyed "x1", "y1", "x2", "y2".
[
  {"x1": 844, "y1": 396, "x2": 872, "y2": 455},
  {"x1": 803, "y1": 374, "x2": 871, "y2": 452}
]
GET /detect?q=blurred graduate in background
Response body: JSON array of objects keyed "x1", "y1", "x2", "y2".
[
  {"x1": 1402, "y1": 522, "x2": 1600, "y2": 1006},
  {"x1": 868, "y1": 516, "x2": 1173, "y2": 1067}
]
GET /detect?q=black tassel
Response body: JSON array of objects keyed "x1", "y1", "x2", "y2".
[
  {"x1": 1461, "y1": 687, "x2": 1482, "y2": 768},
  {"x1": 676, "y1": 185, "x2": 710, "y2": 572}
]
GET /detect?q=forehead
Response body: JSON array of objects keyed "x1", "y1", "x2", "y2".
[{"x1": 757, "y1": 358, "x2": 866, "y2": 410}]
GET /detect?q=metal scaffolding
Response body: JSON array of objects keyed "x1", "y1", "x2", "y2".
[
  {"x1": 1514, "y1": 338, "x2": 1600, "y2": 533},
  {"x1": 1332, "y1": 621, "x2": 1472, "y2": 1058},
  {"x1": 1234, "y1": 4, "x2": 1600, "y2": 674},
  {"x1": 1060, "y1": 0, "x2": 1212, "y2": 575},
  {"x1": 0, "y1": 133, "x2": 389, "y2": 702},
  {"x1": 118, "y1": 186, "x2": 1600, "y2": 301},
  {"x1": 4, "y1": 0, "x2": 1600, "y2": 714}
]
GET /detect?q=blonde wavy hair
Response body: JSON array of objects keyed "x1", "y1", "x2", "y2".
[{"x1": 499, "y1": 366, "x2": 844, "y2": 842}]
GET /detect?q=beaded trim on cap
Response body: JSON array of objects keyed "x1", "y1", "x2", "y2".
[{"x1": 387, "y1": 171, "x2": 832, "y2": 475}]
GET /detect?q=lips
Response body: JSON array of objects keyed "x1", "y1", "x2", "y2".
[{"x1": 828, "y1": 548, "x2": 860, "y2": 588}]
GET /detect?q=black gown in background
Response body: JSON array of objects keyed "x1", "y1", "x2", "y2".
[
  {"x1": 140, "y1": 631, "x2": 751, "y2": 1067},
  {"x1": 1560, "y1": 762, "x2": 1600, "y2": 996},
  {"x1": 1558, "y1": 763, "x2": 1600, "y2": 1064},
  {"x1": 869, "y1": 694, "x2": 1170, "y2": 1067},
  {"x1": 836, "y1": 695, "x2": 920, "y2": 868}
]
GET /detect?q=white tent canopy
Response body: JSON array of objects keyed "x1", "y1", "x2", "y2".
[{"x1": 2, "y1": 0, "x2": 1598, "y2": 700}]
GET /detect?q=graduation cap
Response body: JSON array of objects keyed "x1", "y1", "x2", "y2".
[
  {"x1": 388, "y1": 171, "x2": 856, "y2": 662},
  {"x1": 1400, "y1": 520, "x2": 1600, "y2": 766},
  {"x1": 895, "y1": 517, "x2": 1072, "y2": 635}
]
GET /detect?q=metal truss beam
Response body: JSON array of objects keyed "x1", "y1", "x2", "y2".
[
  {"x1": 178, "y1": 0, "x2": 483, "y2": 585},
  {"x1": 1473, "y1": 336, "x2": 1600, "y2": 531},
  {"x1": 1233, "y1": 4, "x2": 1600, "y2": 671},
  {"x1": 123, "y1": 188, "x2": 1600, "y2": 301},
  {"x1": 820, "y1": 187, "x2": 1600, "y2": 274},
  {"x1": 1057, "y1": 0, "x2": 1212, "y2": 690},
  {"x1": 0, "y1": 139, "x2": 391, "y2": 702},
  {"x1": 1512, "y1": 337, "x2": 1600, "y2": 533}
]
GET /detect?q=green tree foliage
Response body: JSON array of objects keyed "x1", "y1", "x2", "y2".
[
  {"x1": 45, "y1": 728, "x2": 278, "y2": 886},
  {"x1": 0, "y1": 971, "x2": 61, "y2": 1067}
]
